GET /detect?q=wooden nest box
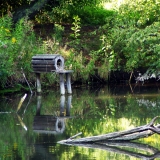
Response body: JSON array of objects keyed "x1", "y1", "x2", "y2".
[
  {"x1": 31, "y1": 54, "x2": 73, "y2": 94},
  {"x1": 31, "y1": 54, "x2": 64, "y2": 73}
]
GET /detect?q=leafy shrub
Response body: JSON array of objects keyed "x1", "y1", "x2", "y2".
[
  {"x1": 73, "y1": 6, "x2": 116, "y2": 25},
  {"x1": 98, "y1": 0, "x2": 160, "y2": 75},
  {"x1": 0, "y1": 16, "x2": 15, "y2": 87},
  {"x1": 44, "y1": 2, "x2": 116, "y2": 25},
  {"x1": 0, "y1": 16, "x2": 43, "y2": 88},
  {"x1": 118, "y1": 0, "x2": 160, "y2": 27},
  {"x1": 100, "y1": 19, "x2": 160, "y2": 73}
]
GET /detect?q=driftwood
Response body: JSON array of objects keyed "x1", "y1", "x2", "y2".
[
  {"x1": 58, "y1": 117, "x2": 160, "y2": 159},
  {"x1": 58, "y1": 116, "x2": 160, "y2": 144}
]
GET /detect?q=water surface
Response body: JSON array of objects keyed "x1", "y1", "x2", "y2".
[{"x1": 0, "y1": 84, "x2": 160, "y2": 160}]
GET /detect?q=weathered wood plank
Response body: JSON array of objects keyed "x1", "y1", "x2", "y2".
[
  {"x1": 33, "y1": 69, "x2": 55, "y2": 72},
  {"x1": 56, "y1": 70, "x2": 74, "y2": 73},
  {"x1": 32, "y1": 54, "x2": 60, "y2": 59},
  {"x1": 32, "y1": 65, "x2": 55, "y2": 67},
  {"x1": 31, "y1": 60, "x2": 55, "y2": 65},
  {"x1": 32, "y1": 54, "x2": 65, "y2": 73}
]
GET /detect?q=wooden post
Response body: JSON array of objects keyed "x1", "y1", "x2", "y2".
[
  {"x1": 58, "y1": 70, "x2": 73, "y2": 95},
  {"x1": 36, "y1": 95, "x2": 42, "y2": 116},
  {"x1": 66, "y1": 73, "x2": 72, "y2": 94},
  {"x1": 36, "y1": 73, "x2": 41, "y2": 93},
  {"x1": 66, "y1": 95, "x2": 72, "y2": 116},
  {"x1": 59, "y1": 73, "x2": 65, "y2": 95},
  {"x1": 60, "y1": 95, "x2": 65, "y2": 116}
]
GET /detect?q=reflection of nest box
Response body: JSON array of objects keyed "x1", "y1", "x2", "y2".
[
  {"x1": 31, "y1": 54, "x2": 64, "y2": 72},
  {"x1": 33, "y1": 116, "x2": 65, "y2": 134}
]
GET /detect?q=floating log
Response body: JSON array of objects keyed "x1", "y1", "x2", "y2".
[{"x1": 58, "y1": 116, "x2": 160, "y2": 144}]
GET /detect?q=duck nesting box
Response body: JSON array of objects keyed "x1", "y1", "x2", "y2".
[{"x1": 31, "y1": 54, "x2": 64, "y2": 72}]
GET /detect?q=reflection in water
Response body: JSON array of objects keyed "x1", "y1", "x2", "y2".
[
  {"x1": 59, "y1": 95, "x2": 72, "y2": 117},
  {"x1": 0, "y1": 85, "x2": 160, "y2": 159},
  {"x1": 33, "y1": 95, "x2": 72, "y2": 134},
  {"x1": 62, "y1": 141, "x2": 160, "y2": 160}
]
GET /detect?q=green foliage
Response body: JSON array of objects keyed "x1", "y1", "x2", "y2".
[
  {"x1": 124, "y1": 22, "x2": 160, "y2": 71},
  {"x1": 101, "y1": 21, "x2": 160, "y2": 72},
  {"x1": 42, "y1": 24, "x2": 64, "y2": 52},
  {"x1": 1, "y1": 0, "x2": 160, "y2": 88},
  {"x1": 64, "y1": 14, "x2": 111, "y2": 82},
  {"x1": 76, "y1": 6, "x2": 116, "y2": 25},
  {"x1": 118, "y1": 0, "x2": 160, "y2": 27},
  {"x1": 43, "y1": 1, "x2": 115, "y2": 25},
  {"x1": 65, "y1": 52, "x2": 95, "y2": 81},
  {"x1": 99, "y1": 0, "x2": 160, "y2": 73},
  {"x1": 0, "y1": 0, "x2": 30, "y2": 17},
  {"x1": 0, "y1": 16, "x2": 43, "y2": 88},
  {"x1": 0, "y1": 16, "x2": 15, "y2": 86},
  {"x1": 67, "y1": 15, "x2": 81, "y2": 52},
  {"x1": 54, "y1": 23, "x2": 64, "y2": 42},
  {"x1": 71, "y1": 15, "x2": 81, "y2": 39}
]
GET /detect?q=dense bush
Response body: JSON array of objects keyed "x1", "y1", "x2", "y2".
[
  {"x1": 75, "y1": 6, "x2": 115, "y2": 25},
  {"x1": 118, "y1": 0, "x2": 160, "y2": 27},
  {"x1": 35, "y1": 0, "x2": 115, "y2": 25},
  {"x1": 0, "y1": 16, "x2": 43, "y2": 88},
  {"x1": 99, "y1": 0, "x2": 160, "y2": 74},
  {"x1": 0, "y1": 0, "x2": 160, "y2": 90}
]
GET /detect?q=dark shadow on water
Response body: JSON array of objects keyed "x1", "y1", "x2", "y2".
[{"x1": 109, "y1": 83, "x2": 160, "y2": 95}]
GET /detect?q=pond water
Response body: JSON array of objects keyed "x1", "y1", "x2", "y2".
[{"x1": 0, "y1": 84, "x2": 160, "y2": 160}]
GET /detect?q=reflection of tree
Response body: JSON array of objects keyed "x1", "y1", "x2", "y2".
[
  {"x1": 0, "y1": 113, "x2": 34, "y2": 159},
  {"x1": 64, "y1": 90, "x2": 160, "y2": 139},
  {"x1": 1, "y1": 88, "x2": 160, "y2": 159},
  {"x1": 0, "y1": 94, "x2": 36, "y2": 159}
]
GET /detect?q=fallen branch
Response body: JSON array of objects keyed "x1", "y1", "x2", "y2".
[
  {"x1": 58, "y1": 116, "x2": 160, "y2": 144},
  {"x1": 67, "y1": 132, "x2": 82, "y2": 140},
  {"x1": 21, "y1": 68, "x2": 33, "y2": 94}
]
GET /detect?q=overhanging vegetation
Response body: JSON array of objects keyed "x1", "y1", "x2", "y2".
[{"x1": 0, "y1": 0, "x2": 159, "y2": 91}]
